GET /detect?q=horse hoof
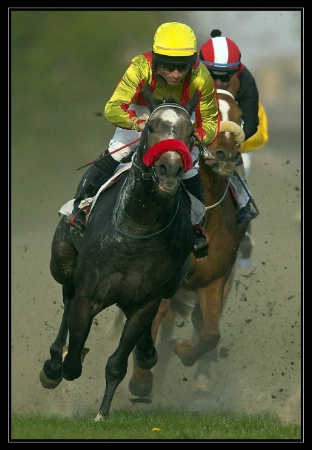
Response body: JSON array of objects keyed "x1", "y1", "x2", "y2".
[
  {"x1": 62, "y1": 346, "x2": 90, "y2": 363},
  {"x1": 129, "y1": 376, "x2": 153, "y2": 398},
  {"x1": 169, "y1": 338, "x2": 197, "y2": 366},
  {"x1": 94, "y1": 413, "x2": 105, "y2": 422},
  {"x1": 39, "y1": 368, "x2": 63, "y2": 389}
]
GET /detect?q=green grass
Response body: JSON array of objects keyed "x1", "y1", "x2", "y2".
[{"x1": 11, "y1": 410, "x2": 301, "y2": 441}]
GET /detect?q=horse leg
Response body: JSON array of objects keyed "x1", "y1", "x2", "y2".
[
  {"x1": 40, "y1": 220, "x2": 79, "y2": 389},
  {"x1": 61, "y1": 294, "x2": 94, "y2": 381},
  {"x1": 96, "y1": 299, "x2": 160, "y2": 420},
  {"x1": 192, "y1": 268, "x2": 236, "y2": 392},
  {"x1": 152, "y1": 303, "x2": 176, "y2": 389},
  {"x1": 171, "y1": 277, "x2": 226, "y2": 366},
  {"x1": 39, "y1": 283, "x2": 73, "y2": 389},
  {"x1": 128, "y1": 298, "x2": 171, "y2": 398}
]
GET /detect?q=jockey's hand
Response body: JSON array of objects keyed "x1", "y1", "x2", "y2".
[
  {"x1": 131, "y1": 114, "x2": 149, "y2": 131},
  {"x1": 137, "y1": 120, "x2": 147, "y2": 131}
]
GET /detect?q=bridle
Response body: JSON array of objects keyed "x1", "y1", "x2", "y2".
[
  {"x1": 113, "y1": 102, "x2": 193, "y2": 239},
  {"x1": 132, "y1": 102, "x2": 194, "y2": 183}
]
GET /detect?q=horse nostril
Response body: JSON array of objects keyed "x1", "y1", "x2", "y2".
[
  {"x1": 163, "y1": 178, "x2": 178, "y2": 191},
  {"x1": 215, "y1": 150, "x2": 226, "y2": 162}
]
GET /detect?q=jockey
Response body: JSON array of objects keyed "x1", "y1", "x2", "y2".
[
  {"x1": 199, "y1": 29, "x2": 259, "y2": 142},
  {"x1": 238, "y1": 101, "x2": 269, "y2": 268},
  {"x1": 66, "y1": 21, "x2": 219, "y2": 252},
  {"x1": 200, "y1": 29, "x2": 269, "y2": 264},
  {"x1": 200, "y1": 29, "x2": 266, "y2": 227}
]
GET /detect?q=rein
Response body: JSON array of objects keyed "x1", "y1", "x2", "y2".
[
  {"x1": 205, "y1": 178, "x2": 230, "y2": 210},
  {"x1": 76, "y1": 138, "x2": 141, "y2": 171},
  {"x1": 77, "y1": 103, "x2": 192, "y2": 171},
  {"x1": 113, "y1": 196, "x2": 180, "y2": 240},
  {"x1": 112, "y1": 102, "x2": 192, "y2": 240}
]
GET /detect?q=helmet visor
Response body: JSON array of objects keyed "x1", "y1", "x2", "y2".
[
  {"x1": 209, "y1": 70, "x2": 237, "y2": 82},
  {"x1": 153, "y1": 52, "x2": 197, "y2": 69}
]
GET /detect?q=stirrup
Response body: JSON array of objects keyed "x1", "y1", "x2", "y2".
[
  {"x1": 236, "y1": 202, "x2": 258, "y2": 228},
  {"x1": 64, "y1": 209, "x2": 86, "y2": 233},
  {"x1": 193, "y1": 224, "x2": 209, "y2": 258}
]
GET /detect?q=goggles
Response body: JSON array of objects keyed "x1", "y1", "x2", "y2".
[
  {"x1": 159, "y1": 63, "x2": 191, "y2": 73},
  {"x1": 210, "y1": 71, "x2": 236, "y2": 82}
]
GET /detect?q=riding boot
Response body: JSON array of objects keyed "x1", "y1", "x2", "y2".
[
  {"x1": 65, "y1": 151, "x2": 119, "y2": 232},
  {"x1": 183, "y1": 174, "x2": 208, "y2": 256},
  {"x1": 234, "y1": 162, "x2": 259, "y2": 229},
  {"x1": 237, "y1": 222, "x2": 256, "y2": 269}
]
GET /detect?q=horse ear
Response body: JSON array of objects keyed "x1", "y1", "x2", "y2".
[
  {"x1": 184, "y1": 91, "x2": 199, "y2": 115},
  {"x1": 144, "y1": 85, "x2": 158, "y2": 112}
]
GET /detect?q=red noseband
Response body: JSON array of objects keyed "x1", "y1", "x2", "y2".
[{"x1": 143, "y1": 139, "x2": 193, "y2": 170}]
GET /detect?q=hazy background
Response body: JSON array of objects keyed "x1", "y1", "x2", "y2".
[{"x1": 10, "y1": 9, "x2": 302, "y2": 429}]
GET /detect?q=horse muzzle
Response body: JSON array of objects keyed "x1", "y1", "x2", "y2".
[
  {"x1": 216, "y1": 164, "x2": 237, "y2": 177},
  {"x1": 157, "y1": 177, "x2": 180, "y2": 195}
]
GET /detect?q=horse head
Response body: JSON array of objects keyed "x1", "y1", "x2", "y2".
[
  {"x1": 133, "y1": 86, "x2": 198, "y2": 196},
  {"x1": 202, "y1": 82, "x2": 244, "y2": 177}
]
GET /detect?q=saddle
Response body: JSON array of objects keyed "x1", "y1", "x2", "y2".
[{"x1": 59, "y1": 162, "x2": 132, "y2": 230}]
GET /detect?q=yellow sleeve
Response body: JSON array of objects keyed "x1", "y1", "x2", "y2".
[
  {"x1": 104, "y1": 55, "x2": 152, "y2": 130},
  {"x1": 239, "y1": 101, "x2": 269, "y2": 153},
  {"x1": 191, "y1": 63, "x2": 219, "y2": 146}
]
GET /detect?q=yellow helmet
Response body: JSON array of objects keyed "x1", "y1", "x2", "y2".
[{"x1": 152, "y1": 22, "x2": 197, "y2": 68}]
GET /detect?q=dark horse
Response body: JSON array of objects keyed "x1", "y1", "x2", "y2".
[
  {"x1": 39, "y1": 87, "x2": 199, "y2": 420},
  {"x1": 128, "y1": 78, "x2": 252, "y2": 398}
]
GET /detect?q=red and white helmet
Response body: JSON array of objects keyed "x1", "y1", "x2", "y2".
[{"x1": 200, "y1": 29, "x2": 241, "y2": 73}]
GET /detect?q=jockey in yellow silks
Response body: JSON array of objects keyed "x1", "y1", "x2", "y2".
[{"x1": 65, "y1": 22, "x2": 219, "y2": 253}]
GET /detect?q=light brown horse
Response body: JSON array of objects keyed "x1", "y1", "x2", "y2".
[{"x1": 128, "y1": 76, "x2": 251, "y2": 398}]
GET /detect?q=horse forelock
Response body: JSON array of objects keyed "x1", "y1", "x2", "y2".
[
  {"x1": 218, "y1": 99, "x2": 231, "y2": 122},
  {"x1": 155, "y1": 108, "x2": 185, "y2": 125},
  {"x1": 146, "y1": 104, "x2": 193, "y2": 150},
  {"x1": 217, "y1": 93, "x2": 242, "y2": 124}
]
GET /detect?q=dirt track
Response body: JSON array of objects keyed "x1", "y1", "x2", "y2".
[
  {"x1": 11, "y1": 116, "x2": 301, "y2": 424},
  {"x1": 10, "y1": 28, "x2": 302, "y2": 424}
]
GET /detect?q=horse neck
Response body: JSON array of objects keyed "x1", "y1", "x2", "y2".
[
  {"x1": 113, "y1": 153, "x2": 179, "y2": 235},
  {"x1": 199, "y1": 161, "x2": 229, "y2": 202}
]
